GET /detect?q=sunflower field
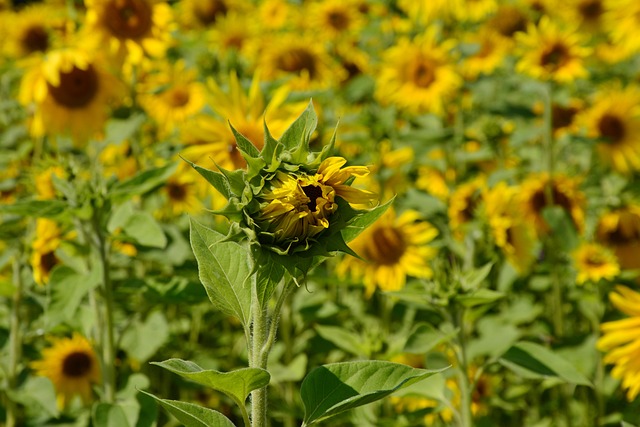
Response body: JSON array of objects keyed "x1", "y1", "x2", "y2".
[{"x1": 3, "y1": 0, "x2": 640, "y2": 426}]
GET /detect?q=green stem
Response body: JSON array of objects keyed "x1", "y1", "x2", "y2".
[
  {"x1": 250, "y1": 278, "x2": 268, "y2": 427},
  {"x1": 261, "y1": 280, "x2": 295, "y2": 365},
  {"x1": 6, "y1": 256, "x2": 24, "y2": 427},
  {"x1": 455, "y1": 307, "x2": 473, "y2": 427}
]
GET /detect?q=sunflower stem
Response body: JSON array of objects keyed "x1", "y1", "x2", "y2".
[
  {"x1": 455, "y1": 305, "x2": 474, "y2": 427},
  {"x1": 250, "y1": 275, "x2": 268, "y2": 427},
  {"x1": 6, "y1": 254, "x2": 25, "y2": 427}
]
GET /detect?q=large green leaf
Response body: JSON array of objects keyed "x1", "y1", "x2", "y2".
[
  {"x1": 151, "y1": 359, "x2": 270, "y2": 407},
  {"x1": 0, "y1": 199, "x2": 67, "y2": 217},
  {"x1": 315, "y1": 325, "x2": 370, "y2": 357},
  {"x1": 300, "y1": 361, "x2": 445, "y2": 426},
  {"x1": 46, "y1": 265, "x2": 100, "y2": 328},
  {"x1": 139, "y1": 391, "x2": 235, "y2": 427},
  {"x1": 121, "y1": 311, "x2": 169, "y2": 363},
  {"x1": 123, "y1": 211, "x2": 167, "y2": 248},
  {"x1": 189, "y1": 219, "x2": 252, "y2": 325},
  {"x1": 499, "y1": 341, "x2": 592, "y2": 387},
  {"x1": 93, "y1": 403, "x2": 133, "y2": 427},
  {"x1": 341, "y1": 199, "x2": 394, "y2": 243}
]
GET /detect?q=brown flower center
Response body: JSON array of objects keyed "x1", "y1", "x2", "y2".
[
  {"x1": 530, "y1": 184, "x2": 574, "y2": 225},
  {"x1": 540, "y1": 42, "x2": 570, "y2": 71},
  {"x1": 168, "y1": 87, "x2": 190, "y2": 107},
  {"x1": 47, "y1": 65, "x2": 99, "y2": 109},
  {"x1": 302, "y1": 184, "x2": 323, "y2": 212},
  {"x1": 366, "y1": 227, "x2": 407, "y2": 265},
  {"x1": 104, "y1": 0, "x2": 153, "y2": 39},
  {"x1": 552, "y1": 104, "x2": 578, "y2": 130},
  {"x1": 585, "y1": 253, "x2": 606, "y2": 267},
  {"x1": 410, "y1": 60, "x2": 436, "y2": 88},
  {"x1": 578, "y1": 0, "x2": 603, "y2": 21},
  {"x1": 166, "y1": 182, "x2": 188, "y2": 201},
  {"x1": 326, "y1": 10, "x2": 349, "y2": 31},
  {"x1": 62, "y1": 351, "x2": 93, "y2": 377},
  {"x1": 598, "y1": 113, "x2": 626, "y2": 143},
  {"x1": 21, "y1": 24, "x2": 49, "y2": 54},
  {"x1": 40, "y1": 251, "x2": 59, "y2": 275},
  {"x1": 276, "y1": 48, "x2": 318, "y2": 78},
  {"x1": 194, "y1": 0, "x2": 228, "y2": 25},
  {"x1": 491, "y1": 6, "x2": 527, "y2": 38}
]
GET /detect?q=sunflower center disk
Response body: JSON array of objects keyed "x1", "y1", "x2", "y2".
[
  {"x1": 277, "y1": 48, "x2": 317, "y2": 78},
  {"x1": 578, "y1": 0, "x2": 603, "y2": 20},
  {"x1": 167, "y1": 182, "x2": 188, "y2": 201},
  {"x1": 598, "y1": 114, "x2": 626, "y2": 143},
  {"x1": 195, "y1": 0, "x2": 228, "y2": 25},
  {"x1": 302, "y1": 184, "x2": 323, "y2": 212},
  {"x1": 62, "y1": 351, "x2": 93, "y2": 377},
  {"x1": 540, "y1": 43, "x2": 569, "y2": 70},
  {"x1": 40, "y1": 251, "x2": 59, "y2": 275},
  {"x1": 169, "y1": 88, "x2": 191, "y2": 107},
  {"x1": 411, "y1": 61, "x2": 435, "y2": 88},
  {"x1": 48, "y1": 65, "x2": 99, "y2": 109},
  {"x1": 327, "y1": 11, "x2": 349, "y2": 31},
  {"x1": 22, "y1": 25, "x2": 49, "y2": 54},
  {"x1": 105, "y1": 0, "x2": 152, "y2": 39},
  {"x1": 367, "y1": 227, "x2": 406, "y2": 265}
]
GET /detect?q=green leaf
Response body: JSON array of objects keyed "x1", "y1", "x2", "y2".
[
  {"x1": 455, "y1": 289, "x2": 505, "y2": 308},
  {"x1": 229, "y1": 122, "x2": 260, "y2": 158},
  {"x1": 182, "y1": 157, "x2": 231, "y2": 199},
  {"x1": 120, "y1": 211, "x2": 167, "y2": 248},
  {"x1": 93, "y1": 403, "x2": 132, "y2": 427},
  {"x1": 542, "y1": 206, "x2": 579, "y2": 251},
  {"x1": 252, "y1": 249, "x2": 286, "y2": 309},
  {"x1": 104, "y1": 113, "x2": 146, "y2": 144},
  {"x1": 139, "y1": 391, "x2": 235, "y2": 427},
  {"x1": 403, "y1": 323, "x2": 456, "y2": 354},
  {"x1": 315, "y1": 325, "x2": 370, "y2": 357},
  {"x1": 189, "y1": 219, "x2": 252, "y2": 325},
  {"x1": 459, "y1": 262, "x2": 494, "y2": 292},
  {"x1": 151, "y1": 359, "x2": 269, "y2": 407},
  {"x1": 121, "y1": 311, "x2": 169, "y2": 363},
  {"x1": 46, "y1": 265, "x2": 100, "y2": 328},
  {"x1": 499, "y1": 342, "x2": 593, "y2": 387},
  {"x1": 300, "y1": 361, "x2": 446, "y2": 426},
  {"x1": 0, "y1": 199, "x2": 67, "y2": 217},
  {"x1": 341, "y1": 199, "x2": 394, "y2": 243},
  {"x1": 110, "y1": 163, "x2": 176, "y2": 201},
  {"x1": 280, "y1": 99, "x2": 316, "y2": 154}
]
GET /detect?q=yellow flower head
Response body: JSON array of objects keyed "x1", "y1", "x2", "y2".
[
  {"x1": 572, "y1": 242, "x2": 620, "y2": 285},
  {"x1": 258, "y1": 157, "x2": 375, "y2": 245},
  {"x1": 596, "y1": 205, "x2": 640, "y2": 273},
  {"x1": 516, "y1": 16, "x2": 591, "y2": 83},
  {"x1": 337, "y1": 209, "x2": 438, "y2": 297},
  {"x1": 598, "y1": 286, "x2": 640, "y2": 400},
  {"x1": 31, "y1": 333, "x2": 101, "y2": 409},
  {"x1": 30, "y1": 218, "x2": 63, "y2": 286}
]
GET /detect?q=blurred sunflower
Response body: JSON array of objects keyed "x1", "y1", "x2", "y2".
[
  {"x1": 604, "y1": 0, "x2": 640, "y2": 57},
  {"x1": 30, "y1": 218, "x2": 63, "y2": 285},
  {"x1": 84, "y1": 0, "x2": 173, "y2": 63},
  {"x1": 580, "y1": 84, "x2": 640, "y2": 174},
  {"x1": 18, "y1": 47, "x2": 123, "y2": 143},
  {"x1": 484, "y1": 182, "x2": 537, "y2": 274},
  {"x1": 515, "y1": 16, "x2": 591, "y2": 83},
  {"x1": 181, "y1": 72, "x2": 305, "y2": 170},
  {"x1": 375, "y1": 30, "x2": 461, "y2": 116},
  {"x1": 258, "y1": 157, "x2": 376, "y2": 244},
  {"x1": 99, "y1": 141, "x2": 139, "y2": 181},
  {"x1": 597, "y1": 286, "x2": 640, "y2": 400},
  {"x1": 448, "y1": 176, "x2": 487, "y2": 240},
  {"x1": 253, "y1": 33, "x2": 344, "y2": 90},
  {"x1": 138, "y1": 60, "x2": 206, "y2": 135},
  {"x1": 177, "y1": 0, "x2": 240, "y2": 29},
  {"x1": 333, "y1": 39, "x2": 371, "y2": 83},
  {"x1": 305, "y1": 0, "x2": 364, "y2": 40},
  {"x1": 31, "y1": 333, "x2": 101, "y2": 409},
  {"x1": 3, "y1": 4, "x2": 66, "y2": 59},
  {"x1": 416, "y1": 166, "x2": 451, "y2": 201},
  {"x1": 596, "y1": 205, "x2": 640, "y2": 272},
  {"x1": 519, "y1": 173, "x2": 585, "y2": 236},
  {"x1": 396, "y1": 0, "x2": 450, "y2": 25},
  {"x1": 451, "y1": 0, "x2": 497, "y2": 23},
  {"x1": 459, "y1": 27, "x2": 509, "y2": 81},
  {"x1": 337, "y1": 209, "x2": 438, "y2": 297},
  {"x1": 557, "y1": 0, "x2": 607, "y2": 32},
  {"x1": 488, "y1": 4, "x2": 529, "y2": 42},
  {"x1": 161, "y1": 164, "x2": 202, "y2": 218},
  {"x1": 34, "y1": 165, "x2": 66, "y2": 200},
  {"x1": 207, "y1": 11, "x2": 257, "y2": 55},
  {"x1": 572, "y1": 242, "x2": 620, "y2": 285},
  {"x1": 258, "y1": 0, "x2": 295, "y2": 31}
]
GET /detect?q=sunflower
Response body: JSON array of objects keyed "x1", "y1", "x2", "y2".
[
  {"x1": 597, "y1": 286, "x2": 640, "y2": 400},
  {"x1": 253, "y1": 32, "x2": 345, "y2": 90},
  {"x1": 459, "y1": 27, "x2": 509, "y2": 81},
  {"x1": 603, "y1": 0, "x2": 640, "y2": 57},
  {"x1": 83, "y1": 0, "x2": 174, "y2": 64},
  {"x1": 596, "y1": 205, "x2": 640, "y2": 272},
  {"x1": 572, "y1": 242, "x2": 620, "y2": 285},
  {"x1": 3, "y1": 4, "x2": 66, "y2": 59},
  {"x1": 396, "y1": 0, "x2": 451, "y2": 25},
  {"x1": 448, "y1": 176, "x2": 487, "y2": 240},
  {"x1": 375, "y1": 30, "x2": 461, "y2": 116},
  {"x1": 31, "y1": 333, "x2": 101, "y2": 409},
  {"x1": 34, "y1": 165, "x2": 66, "y2": 200},
  {"x1": 450, "y1": 0, "x2": 497, "y2": 23},
  {"x1": 258, "y1": 157, "x2": 376, "y2": 244},
  {"x1": 258, "y1": 0, "x2": 295, "y2": 31},
  {"x1": 305, "y1": 0, "x2": 364, "y2": 40},
  {"x1": 337, "y1": 209, "x2": 438, "y2": 297},
  {"x1": 160, "y1": 164, "x2": 202, "y2": 218},
  {"x1": 30, "y1": 218, "x2": 63, "y2": 285},
  {"x1": 515, "y1": 16, "x2": 591, "y2": 83},
  {"x1": 99, "y1": 141, "x2": 139, "y2": 181},
  {"x1": 177, "y1": 0, "x2": 241, "y2": 29},
  {"x1": 137, "y1": 60, "x2": 206, "y2": 135},
  {"x1": 556, "y1": 0, "x2": 607, "y2": 32},
  {"x1": 519, "y1": 172, "x2": 585, "y2": 236},
  {"x1": 488, "y1": 4, "x2": 529, "y2": 41},
  {"x1": 580, "y1": 84, "x2": 640, "y2": 174},
  {"x1": 207, "y1": 10, "x2": 258, "y2": 55},
  {"x1": 483, "y1": 182, "x2": 537, "y2": 273},
  {"x1": 18, "y1": 47, "x2": 123, "y2": 143},
  {"x1": 181, "y1": 72, "x2": 305, "y2": 170}
]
